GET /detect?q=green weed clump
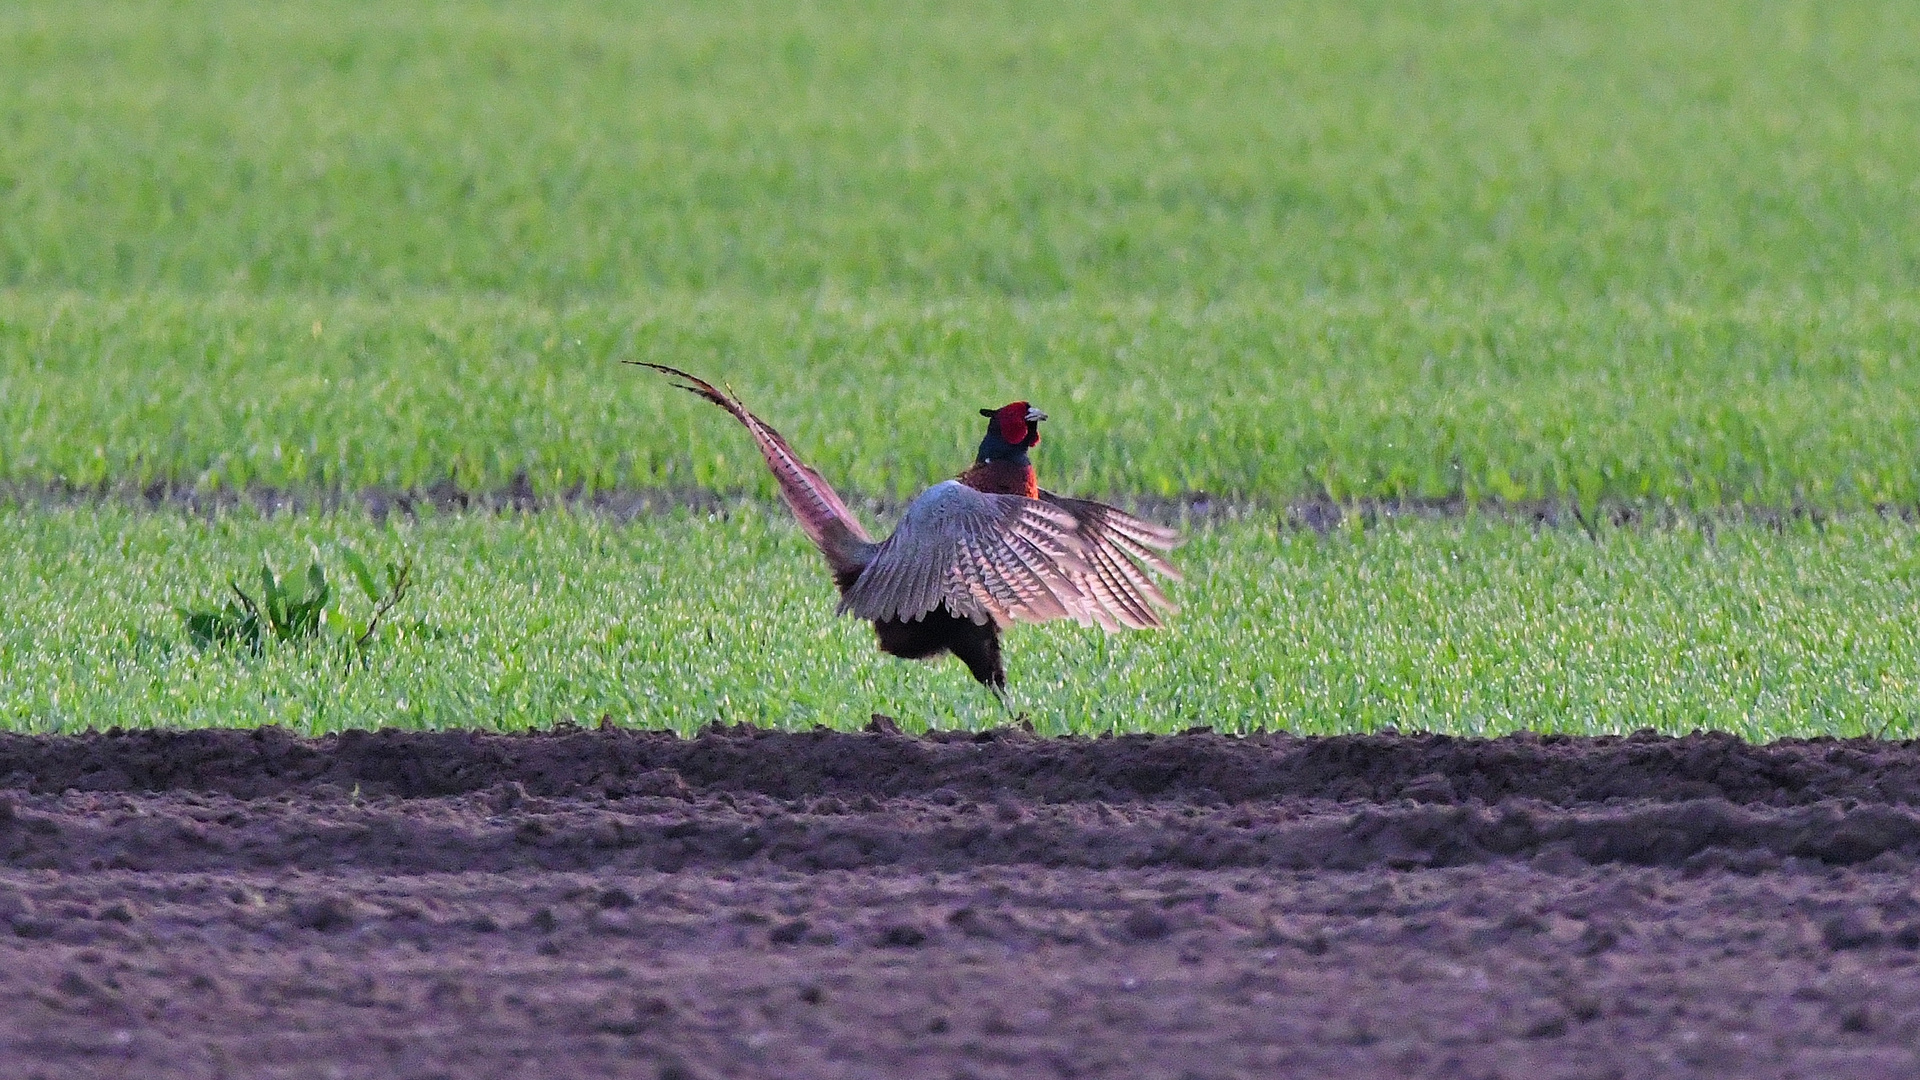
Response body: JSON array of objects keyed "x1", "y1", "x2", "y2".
[{"x1": 180, "y1": 547, "x2": 412, "y2": 658}]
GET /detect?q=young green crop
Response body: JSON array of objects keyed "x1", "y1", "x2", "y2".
[
  {"x1": 4, "y1": 1, "x2": 1919, "y2": 508},
  {"x1": 6, "y1": 291, "x2": 1920, "y2": 508},
  {"x1": 2, "y1": 0, "x2": 1915, "y2": 298},
  {"x1": 5, "y1": 504, "x2": 1920, "y2": 739},
  {"x1": 8, "y1": 1, "x2": 1916, "y2": 742}
]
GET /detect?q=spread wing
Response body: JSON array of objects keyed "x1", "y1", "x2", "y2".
[
  {"x1": 839, "y1": 481, "x2": 1100, "y2": 628},
  {"x1": 631, "y1": 364, "x2": 877, "y2": 580},
  {"x1": 1038, "y1": 491, "x2": 1183, "y2": 630}
]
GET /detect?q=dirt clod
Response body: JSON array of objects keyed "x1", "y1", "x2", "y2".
[
  {"x1": 287, "y1": 895, "x2": 358, "y2": 933},
  {"x1": 1822, "y1": 911, "x2": 1883, "y2": 950},
  {"x1": 877, "y1": 924, "x2": 927, "y2": 948},
  {"x1": 1121, "y1": 908, "x2": 1173, "y2": 941},
  {"x1": 1839, "y1": 1004, "x2": 1877, "y2": 1034}
]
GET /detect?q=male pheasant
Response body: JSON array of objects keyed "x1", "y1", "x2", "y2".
[{"x1": 634, "y1": 364, "x2": 1181, "y2": 696}]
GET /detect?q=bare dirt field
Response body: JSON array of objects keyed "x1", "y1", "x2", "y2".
[{"x1": 1, "y1": 724, "x2": 1918, "y2": 1079}]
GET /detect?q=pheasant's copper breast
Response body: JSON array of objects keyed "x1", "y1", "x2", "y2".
[{"x1": 959, "y1": 460, "x2": 1039, "y2": 499}]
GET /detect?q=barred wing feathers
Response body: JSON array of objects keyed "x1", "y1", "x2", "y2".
[
  {"x1": 839, "y1": 482, "x2": 1099, "y2": 628},
  {"x1": 1038, "y1": 491, "x2": 1183, "y2": 630}
]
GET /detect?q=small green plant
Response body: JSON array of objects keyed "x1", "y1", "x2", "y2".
[{"x1": 181, "y1": 546, "x2": 413, "y2": 660}]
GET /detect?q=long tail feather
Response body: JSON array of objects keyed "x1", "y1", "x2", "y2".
[{"x1": 629, "y1": 363, "x2": 876, "y2": 580}]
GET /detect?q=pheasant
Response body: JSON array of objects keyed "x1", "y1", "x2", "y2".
[{"x1": 634, "y1": 364, "x2": 1181, "y2": 696}]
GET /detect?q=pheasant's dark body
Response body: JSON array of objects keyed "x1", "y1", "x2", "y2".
[
  {"x1": 873, "y1": 608, "x2": 1007, "y2": 689},
  {"x1": 829, "y1": 562, "x2": 1008, "y2": 688},
  {"x1": 636, "y1": 364, "x2": 1181, "y2": 696}
]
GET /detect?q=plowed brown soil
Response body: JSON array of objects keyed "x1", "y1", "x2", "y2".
[{"x1": 3, "y1": 725, "x2": 1919, "y2": 1079}]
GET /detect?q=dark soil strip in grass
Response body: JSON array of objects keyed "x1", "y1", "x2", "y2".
[
  {"x1": 4, "y1": 728, "x2": 1919, "y2": 1078},
  {"x1": 4, "y1": 478, "x2": 1903, "y2": 530}
]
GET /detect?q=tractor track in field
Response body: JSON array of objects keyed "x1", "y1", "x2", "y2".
[
  {"x1": 2, "y1": 725, "x2": 1919, "y2": 1078},
  {"x1": 4, "y1": 477, "x2": 1904, "y2": 532}
]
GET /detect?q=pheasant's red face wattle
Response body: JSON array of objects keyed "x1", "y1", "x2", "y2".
[{"x1": 987, "y1": 401, "x2": 1039, "y2": 447}]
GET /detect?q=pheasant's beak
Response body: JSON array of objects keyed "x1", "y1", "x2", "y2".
[{"x1": 1026, "y1": 406, "x2": 1048, "y2": 423}]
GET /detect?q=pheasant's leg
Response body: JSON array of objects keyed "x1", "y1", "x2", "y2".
[{"x1": 944, "y1": 621, "x2": 1007, "y2": 699}]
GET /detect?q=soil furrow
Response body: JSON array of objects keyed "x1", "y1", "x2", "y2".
[
  {"x1": 3, "y1": 727, "x2": 1917, "y2": 806},
  {"x1": 3, "y1": 791, "x2": 1919, "y2": 875},
  {"x1": 0, "y1": 861, "x2": 1916, "y2": 1079}
]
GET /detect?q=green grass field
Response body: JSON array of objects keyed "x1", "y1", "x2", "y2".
[
  {"x1": 6, "y1": 0, "x2": 1916, "y2": 299},
  {"x1": 9, "y1": 292, "x2": 1920, "y2": 507},
  {"x1": 5, "y1": 0, "x2": 1920, "y2": 736},
  {"x1": 9, "y1": 505, "x2": 1920, "y2": 738}
]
